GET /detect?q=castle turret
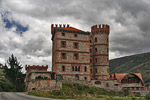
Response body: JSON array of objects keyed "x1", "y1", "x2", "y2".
[{"x1": 90, "y1": 24, "x2": 109, "y2": 80}]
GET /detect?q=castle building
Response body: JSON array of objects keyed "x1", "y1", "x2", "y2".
[
  {"x1": 51, "y1": 24, "x2": 109, "y2": 81},
  {"x1": 24, "y1": 24, "x2": 150, "y2": 96}
]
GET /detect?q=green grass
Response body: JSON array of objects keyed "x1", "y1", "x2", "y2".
[{"x1": 28, "y1": 81, "x2": 146, "y2": 99}]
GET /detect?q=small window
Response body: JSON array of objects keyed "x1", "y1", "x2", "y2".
[
  {"x1": 95, "y1": 38, "x2": 97, "y2": 42},
  {"x1": 95, "y1": 48, "x2": 97, "y2": 52},
  {"x1": 61, "y1": 41, "x2": 66, "y2": 48},
  {"x1": 90, "y1": 40, "x2": 91, "y2": 43},
  {"x1": 107, "y1": 37, "x2": 109, "y2": 42},
  {"x1": 84, "y1": 77, "x2": 87, "y2": 80},
  {"x1": 95, "y1": 58, "x2": 97, "y2": 63},
  {"x1": 95, "y1": 81, "x2": 101, "y2": 85},
  {"x1": 62, "y1": 33, "x2": 65, "y2": 36},
  {"x1": 61, "y1": 53, "x2": 66, "y2": 59},
  {"x1": 74, "y1": 34, "x2": 77, "y2": 37},
  {"x1": 90, "y1": 49, "x2": 92, "y2": 53},
  {"x1": 74, "y1": 42, "x2": 78, "y2": 49},
  {"x1": 78, "y1": 66, "x2": 80, "y2": 71},
  {"x1": 106, "y1": 83, "x2": 109, "y2": 87},
  {"x1": 107, "y1": 48, "x2": 109, "y2": 53},
  {"x1": 74, "y1": 53, "x2": 79, "y2": 60},
  {"x1": 32, "y1": 88, "x2": 36, "y2": 90},
  {"x1": 84, "y1": 66, "x2": 87, "y2": 72},
  {"x1": 107, "y1": 68, "x2": 109, "y2": 73},
  {"x1": 72, "y1": 66, "x2": 74, "y2": 71},
  {"x1": 95, "y1": 68, "x2": 97, "y2": 73},
  {"x1": 91, "y1": 69, "x2": 93, "y2": 74},
  {"x1": 62, "y1": 66, "x2": 65, "y2": 71},
  {"x1": 90, "y1": 59, "x2": 92, "y2": 63},
  {"x1": 75, "y1": 66, "x2": 78, "y2": 71}
]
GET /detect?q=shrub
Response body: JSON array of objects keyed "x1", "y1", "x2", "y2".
[
  {"x1": 145, "y1": 94, "x2": 150, "y2": 100},
  {"x1": 131, "y1": 97, "x2": 137, "y2": 100}
]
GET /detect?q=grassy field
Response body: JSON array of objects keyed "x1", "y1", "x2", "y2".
[{"x1": 28, "y1": 81, "x2": 147, "y2": 100}]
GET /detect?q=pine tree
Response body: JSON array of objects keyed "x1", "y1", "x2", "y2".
[{"x1": 4, "y1": 54, "x2": 25, "y2": 92}]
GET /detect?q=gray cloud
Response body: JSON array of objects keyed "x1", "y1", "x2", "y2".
[{"x1": 0, "y1": 0, "x2": 150, "y2": 70}]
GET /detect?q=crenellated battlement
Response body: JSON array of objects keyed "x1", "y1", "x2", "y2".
[
  {"x1": 25, "y1": 65, "x2": 48, "y2": 70},
  {"x1": 51, "y1": 24, "x2": 70, "y2": 34},
  {"x1": 91, "y1": 24, "x2": 109, "y2": 33}
]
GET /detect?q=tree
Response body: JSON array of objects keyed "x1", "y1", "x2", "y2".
[{"x1": 4, "y1": 54, "x2": 25, "y2": 92}]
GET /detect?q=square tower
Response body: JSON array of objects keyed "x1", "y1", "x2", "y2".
[{"x1": 51, "y1": 24, "x2": 91, "y2": 81}]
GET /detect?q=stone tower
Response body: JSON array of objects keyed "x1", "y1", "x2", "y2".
[{"x1": 90, "y1": 24, "x2": 110, "y2": 80}]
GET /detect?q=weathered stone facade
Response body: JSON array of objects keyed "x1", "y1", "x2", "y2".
[
  {"x1": 24, "y1": 24, "x2": 150, "y2": 96},
  {"x1": 25, "y1": 65, "x2": 62, "y2": 92},
  {"x1": 51, "y1": 24, "x2": 91, "y2": 81}
]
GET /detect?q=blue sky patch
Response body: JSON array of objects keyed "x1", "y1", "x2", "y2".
[{"x1": 1, "y1": 11, "x2": 29, "y2": 35}]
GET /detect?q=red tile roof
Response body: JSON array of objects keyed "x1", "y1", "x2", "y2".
[
  {"x1": 25, "y1": 65, "x2": 48, "y2": 70},
  {"x1": 35, "y1": 71, "x2": 55, "y2": 73},
  {"x1": 110, "y1": 73, "x2": 144, "y2": 84},
  {"x1": 60, "y1": 27, "x2": 85, "y2": 32}
]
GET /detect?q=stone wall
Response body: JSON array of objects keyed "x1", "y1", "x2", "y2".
[{"x1": 26, "y1": 80, "x2": 62, "y2": 92}]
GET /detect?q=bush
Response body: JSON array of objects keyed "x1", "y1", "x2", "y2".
[
  {"x1": 132, "y1": 97, "x2": 137, "y2": 100},
  {"x1": 145, "y1": 94, "x2": 150, "y2": 100},
  {"x1": 0, "y1": 78, "x2": 14, "y2": 92}
]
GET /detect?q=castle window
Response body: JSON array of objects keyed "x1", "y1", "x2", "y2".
[
  {"x1": 84, "y1": 66, "x2": 87, "y2": 72},
  {"x1": 106, "y1": 83, "x2": 109, "y2": 87},
  {"x1": 107, "y1": 68, "x2": 109, "y2": 73},
  {"x1": 61, "y1": 53, "x2": 66, "y2": 59},
  {"x1": 61, "y1": 41, "x2": 66, "y2": 48},
  {"x1": 74, "y1": 34, "x2": 77, "y2": 37},
  {"x1": 95, "y1": 48, "x2": 97, "y2": 53},
  {"x1": 90, "y1": 49, "x2": 92, "y2": 53},
  {"x1": 90, "y1": 40, "x2": 91, "y2": 43},
  {"x1": 75, "y1": 66, "x2": 78, "y2": 71},
  {"x1": 62, "y1": 66, "x2": 65, "y2": 71},
  {"x1": 78, "y1": 66, "x2": 80, "y2": 71},
  {"x1": 74, "y1": 42, "x2": 78, "y2": 49},
  {"x1": 107, "y1": 37, "x2": 109, "y2": 43},
  {"x1": 91, "y1": 69, "x2": 93, "y2": 74},
  {"x1": 95, "y1": 38, "x2": 97, "y2": 42},
  {"x1": 84, "y1": 77, "x2": 87, "y2": 80},
  {"x1": 107, "y1": 48, "x2": 109, "y2": 53},
  {"x1": 95, "y1": 58, "x2": 97, "y2": 63},
  {"x1": 62, "y1": 32, "x2": 65, "y2": 36},
  {"x1": 72, "y1": 66, "x2": 74, "y2": 71},
  {"x1": 90, "y1": 59, "x2": 92, "y2": 63},
  {"x1": 74, "y1": 53, "x2": 79, "y2": 60},
  {"x1": 95, "y1": 68, "x2": 97, "y2": 73}
]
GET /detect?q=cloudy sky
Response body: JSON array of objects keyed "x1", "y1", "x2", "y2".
[{"x1": 0, "y1": 0, "x2": 150, "y2": 71}]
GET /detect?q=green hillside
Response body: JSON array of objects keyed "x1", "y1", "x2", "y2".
[{"x1": 109, "y1": 52, "x2": 150, "y2": 86}]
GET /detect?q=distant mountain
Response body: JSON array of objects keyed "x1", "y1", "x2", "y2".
[{"x1": 109, "y1": 52, "x2": 150, "y2": 86}]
